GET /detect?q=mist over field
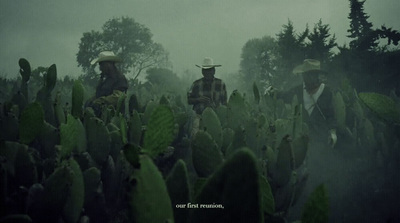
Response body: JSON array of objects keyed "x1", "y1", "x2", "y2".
[{"x1": 1, "y1": 0, "x2": 399, "y2": 79}]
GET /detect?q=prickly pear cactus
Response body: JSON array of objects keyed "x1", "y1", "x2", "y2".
[
  {"x1": 292, "y1": 134, "x2": 309, "y2": 169},
  {"x1": 45, "y1": 64, "x2": 57, "y2": 93},
  {"x1": 54, "y1": 91, "x2": 66, "y2": 127},
  {"x1": 352, "y1": 99, "x2": 365, "y2": 121},
  {"x1": 109, "y1": 129, "x2": 124, "y2": 162},
  {"x1": 0, "y1": 214, "x2": 32, "y2": 222},
  {"x1": 86, "y1": 117, "x2": 111, "y2": 166},
  {"x1": 11, "y1": 91, "x2": 27, "y2": 115},
  {"x1": 123, "y1": 143, "x2": 140, "y2": 168},
  {"x1": 333, "y1": 91, "x2": 346, "y2": 131},
  {"x1": 116, "y1": 91, "x2": 127, "y2": 114},
  {"x1": 71, "y1": 80, "x2": 85, "y2": 118},
  {"x1": 199, "y1": 107, "x2": 223, "y2": 149},
  {"x1": 359, "y1": 92, "x2": 400, "y2": 124},
  {"x1": 142, "y1": 105, "x2": 175, "y2": 158},
  {"x1": 290, "y1": 95, "x2": 303, "y2": 140},
  {"x1": 260, "y1": 175, "x2": 275, "y2": 215},
  {"x1": 19, "y1": 102, "x2": 44, "y2": 145},
  {"x1": 18, "y1": 58, "x2": 31, "y2": 100},
  {"x1": 273, "y1": 119, "x2": 291, "y2": 149},
  {"x1": 129, "y1": 93, "x2": 141, "y2": 113},
  {"x1": 142, "y1": 100, "x2": 158, "y2": 125},
  {"x1": 361, "y1": 118, "x2": 376, "y2": 147},
  {"x1": 0, "y1": 141, "x2": 38, "y2": 188},
  {"x1": 221, "y1": 127, "x2": 234, "y2": 154},
  {"x1": 244, "y1": 117, "x2": 266, "y2": 157},
  {"x1": 60, "y1": 114, "x2": 87, "y2": 158},
  {"x1": 35, "y1": 65, "x2": 57, "y2": 126},
  {"x1": 111, "y1": 114, "x2": 128, "y2": 144},
  {"x1": 273, "y1": 135, "x2": 294, "y2": 187},
  {"x1": 265, "y1": 146, "x2": 277, "y2": 173},
  {"x1": 224, "y1": 127, "x2": 246, "y2": 157},
  {"x1": 192, "y1": 148, "x2": 263, "y2": 223},
  {"x1": 227, "y1": 90, "x2": 249, "y2": 130},
  {"x1": 166, "y1": 159, "x2": 191, "y2": 223},
  {"x1": 191, "y1": 131, "x2": 224, "y2": 177},
  {"x1": 0, "y1": 111, "x2": 19, "y2": 141},
  {"x1": 301, "y1": 184, "x2": 329, "y2": 223},
  {"x1": 128, "y1": 110, "x2": 142, "y2": 145},
  {"x1": 31, "y1": 164, "x2": 74, "y2": 222},
  {"x1": 128, "y1": 155, "x2": 174, "y2": 223},
  {"x1": 82, "y1": 167, "x2": 101, "y2": 208},
  {"x1": 62, "y1": 158, "x2": 84, "y2": 223},
  {"x1": 102, "y1": 155, "x2": 118, "y2": 206},
  {"x1": 38, "y1": 121, "x2": 60, "y2": 159},
  {"x1": 215, "y1": 105, "x2": 228, "y2": 128}
]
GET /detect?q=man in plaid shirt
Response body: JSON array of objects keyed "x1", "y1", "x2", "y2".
[
  {"x1": 187, "y1": 57, "x2": 227, "y2": 114},
  {"x1": 187, "y1": 57, "x2": 227, "y2": 136}
]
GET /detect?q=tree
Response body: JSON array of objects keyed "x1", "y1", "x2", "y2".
[
  {"x1": 145, "y1": 67, "x2": 181, "y2": 93},
  {"x1": 239, "y1": 36, "x2": 277, "y2": 88},
  {"x1": 306, "y1": 19, "x2": 337, "y2": 64},
  {"x1": 77, "y1": 17, "x2": 170, "y2": 81},
  {"x1": 376, "y1": 25, "x2": 400, "y2": 47},
  {"x1": 275, "y1": 20, "x2": 309, "y2": 89},
  {"x1": 347, "y1": 0, "x2": 378, "y2": 51}
]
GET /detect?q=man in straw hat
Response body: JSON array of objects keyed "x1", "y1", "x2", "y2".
[
  {"x1": 272, "y1": 59, "x2": 337, "y2": 147},
  {"x1": 85, "y1": 51, "x2": 128, "y2": 115},
  {"x1": 187, "y1": 57, "x2": 227, "y2": 136}
]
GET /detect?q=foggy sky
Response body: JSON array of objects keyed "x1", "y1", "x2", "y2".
[{"x1": 1, "y1": 0, "x2": 399, "y2": 79}]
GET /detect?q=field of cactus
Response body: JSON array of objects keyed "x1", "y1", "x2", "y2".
[{"x1": 1, "y1": 59, "x2": 399, "y2": 223}]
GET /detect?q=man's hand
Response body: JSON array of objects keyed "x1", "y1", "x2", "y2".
[
  {"x1": 264, "y1": 85, "x2": 275, "y2": 96},
  {"x1": 197, "y1": 96, "x2": 211, "y2": 104},
  {"x1": 328, "y1": 129, "x2": 337, "y2": 148}
]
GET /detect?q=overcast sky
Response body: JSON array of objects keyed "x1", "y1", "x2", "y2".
[{"x1": 1, "y1": 0, "x2": 399, "y2": 79}]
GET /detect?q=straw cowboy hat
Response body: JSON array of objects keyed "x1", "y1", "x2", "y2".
[
  {"x1": 292, "y1": 59, "x2": 326, "y2": 75},
  {"x1": 91, "y1": 51, "x2": 122, "y2": 65},
  {"x1": 195, "y1": 57, "x2": 221, "y2": 69}
]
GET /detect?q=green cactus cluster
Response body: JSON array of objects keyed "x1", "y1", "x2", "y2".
[
  {"x1": 1, "y1": 58, "x2": 398, "y2": 223},
  {"x1": 358, "y1": 92, "x2": 400, "y2": 124},
  {"x1": 187, "y1": 89, "x2": 312, "y2": 220}
]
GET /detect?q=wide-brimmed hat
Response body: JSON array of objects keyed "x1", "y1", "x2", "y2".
[
  {"x1": 195, "y1": 57, "x2": 221, "y2": 69},
  {"x1": 90, "y1": 51, "x2": 122, "y2": 65},
  {"x1": 292, "y1": 59, "x2": 326, "y2": 75}
]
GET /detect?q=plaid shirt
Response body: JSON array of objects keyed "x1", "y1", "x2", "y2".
[{"x1": 187, "y1": 77, "x2": 227, "y2": 114}]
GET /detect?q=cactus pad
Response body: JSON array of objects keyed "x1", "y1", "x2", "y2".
[
  {"x1": 359, "y1": 92, "x2": 400, "y2": 124},
  {"x1": 19, "y1": 102, "x2": 44, "y2": 145},
  {"x1": 142, "y1": 105, "x2": 175, "y2": 158},
  {"x1": 301, "y1": 184, "x2": 329, "y2": 223},
  {"x1": 86, "y1": 117, "x2": 111, "y2": 165},
  {"x1": 72, "y1": 80, "x2": 85, "y2": 118},
  {"x1": 60, "y1": 114, "x2": 87, "y2": 158},
  {"x1": 200, "y1": 107, "x2": 223, "y2": 149},
  {"x1": 191, "y1": 131, "x2": 224, "y2": 177},
  {"x1": 128, "y1": 155, "x2": 174, "y2": 223},
  {"x1": 45, "y1": 64, "x2": 57, "y2": 92},
  {"x1": 260, "y1": 175, "x2": 275, "y2": 215},
  {"x1": 62, "y1": 158, "x2": 84, "y2": 223},
  {"x1": 274, "y1": 135, "x2": 294, "y2": 187},
  {"x1": 166, "y1": 159, "x2": 191, "y2": 223},
  {"x1": 192, "y1": 148, "x2": 262, "y2": 223},
  {"x1": 18, "y1": 58, "x2": 31, "y2": 83}
]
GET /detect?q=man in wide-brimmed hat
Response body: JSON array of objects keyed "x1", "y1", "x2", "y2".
[
  {"x1": 86, "y1": 51, "x2": 128, "y2": 115},
  {"x1": 273, "y1": 59, "x2": 337, "y2": 147},
  {"x1": 187, "y1": 57, "x2": 227, "y2": 136}
]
